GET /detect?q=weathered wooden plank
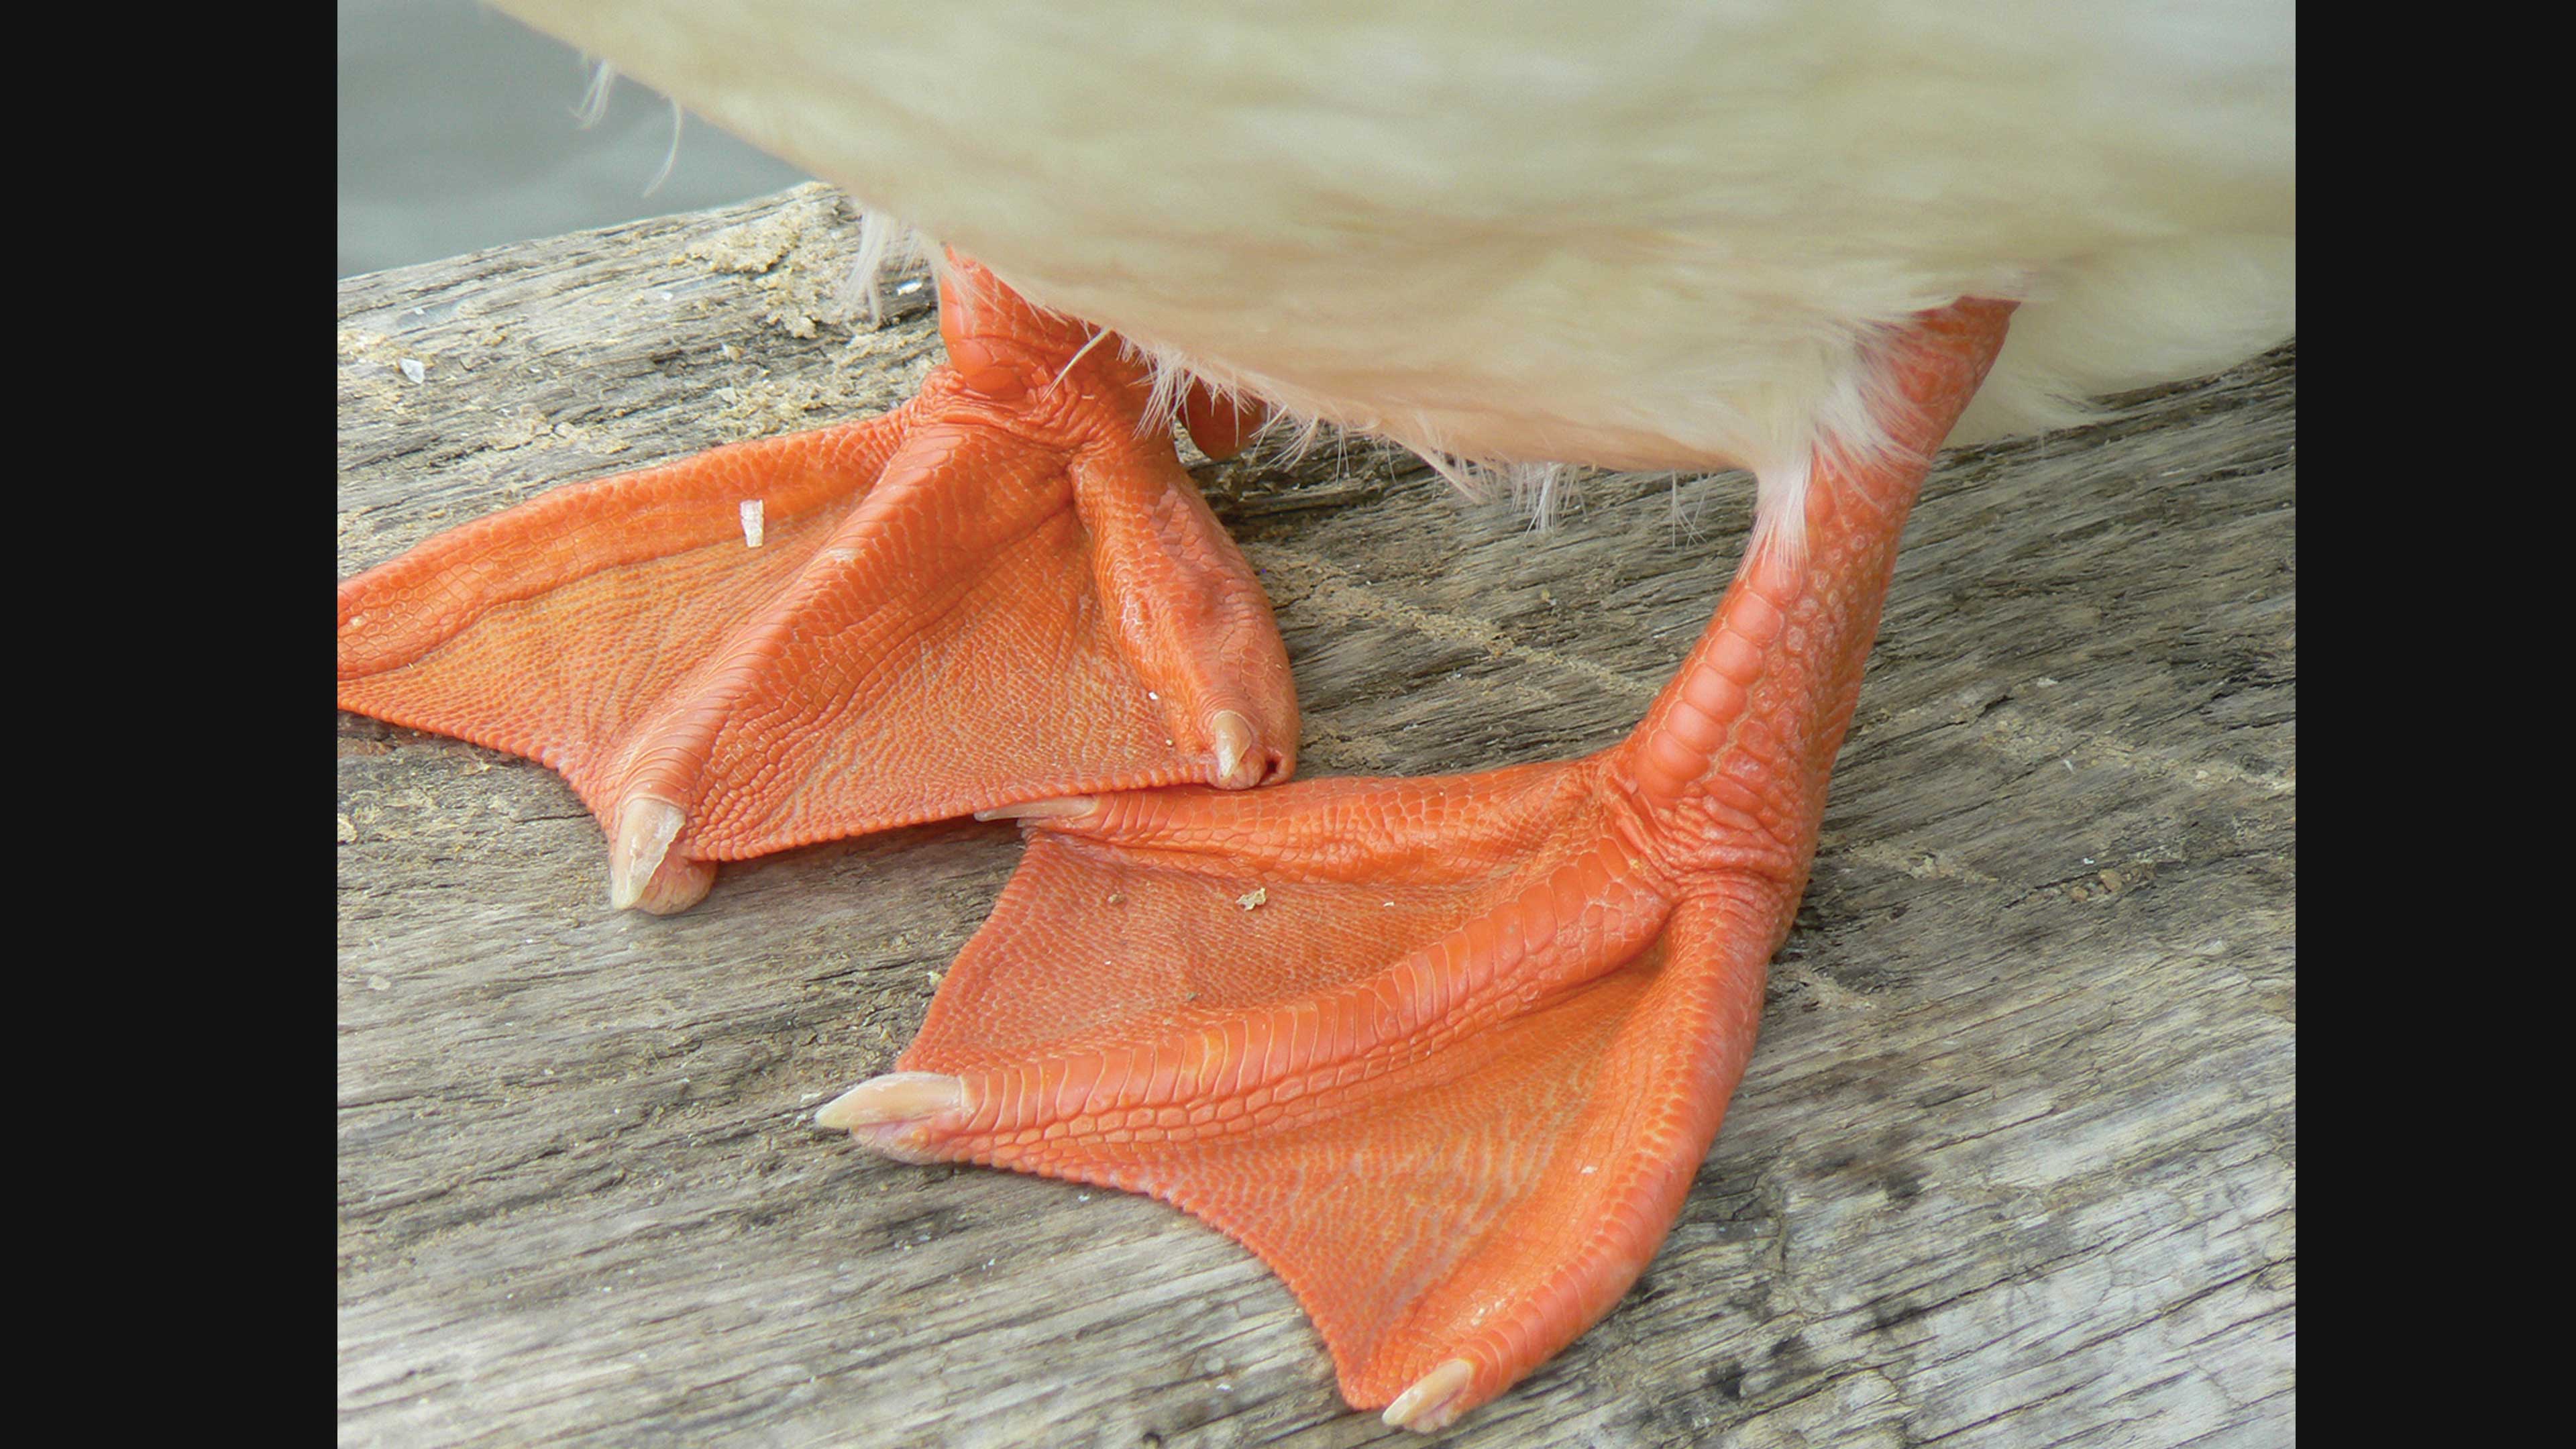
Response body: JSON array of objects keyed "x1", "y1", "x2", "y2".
[{"x1": 338, "y1": 184, "x2": 2294, "y2": 1449}]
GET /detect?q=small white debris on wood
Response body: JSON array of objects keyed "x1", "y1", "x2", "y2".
[
  {"x1": 896, "y1": 278, "x2": 925, "y2": 294},
  {"x1": 740, "y1": 499, "x2": 765, "y2": 547},
  {"x1": 1236, "y1": 886, "x2": 1267, "y2": 910},
  {"x1": 398, "y1": 358, "x2": 426, "y2": 384}
]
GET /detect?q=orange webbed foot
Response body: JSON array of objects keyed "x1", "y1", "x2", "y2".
[
  {"x1": 822, "y1": 760, "x2": 1785, "y2": 1427},
  {"x1": 815, "y1": 299, "x2": 2017, "y2": 1428},
  {"x1": 337, "y1": 254, "x2": 1296, "y2": 912}
]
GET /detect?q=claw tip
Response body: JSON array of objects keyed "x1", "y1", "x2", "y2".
[
  {"x1": 1383, "y1": 1359, "x2": 1477, "y2": 1434},
  {"x1": 609, "y1": 797, "x2": 689, "y2": 911},
  {"x1": 1210, "y1": 709, "x2": 1259, "y2": 788},
  {"x1": 815, "y1": 1071, "x2": 967, "y2": 1131}
]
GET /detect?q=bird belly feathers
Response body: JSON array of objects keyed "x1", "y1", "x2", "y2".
[{"x1": 494, "y1": 1, "x2": 2294, "y2": 490}]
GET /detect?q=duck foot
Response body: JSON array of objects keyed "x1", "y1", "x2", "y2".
[
  {"x1": 337, "y1": 254, "x2": 1296, "y2": 912},
  {"x1": 816, "y1": 299, "x2": 2014, "y2": 1426}
]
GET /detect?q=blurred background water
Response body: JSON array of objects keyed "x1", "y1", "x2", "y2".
[{"x1": 337, "y1": 0, "x2": 813, "y2": 277}]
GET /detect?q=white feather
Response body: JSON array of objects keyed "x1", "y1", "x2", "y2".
[{"x1": 494, "y1": 0, "x2": 2293, "y2": 527}]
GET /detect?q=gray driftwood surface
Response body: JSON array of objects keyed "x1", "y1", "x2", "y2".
[{"x1": 337, "y1": 184, "x2": 2294, "y2": 1449}]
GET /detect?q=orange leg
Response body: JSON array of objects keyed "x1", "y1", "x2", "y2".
[
  {"x1": 337, "y1": 256, "x2": 1296, "y2": 912},
  {"x1": 818, "y1": 299, "x2": 2015, "y2": 1430}
]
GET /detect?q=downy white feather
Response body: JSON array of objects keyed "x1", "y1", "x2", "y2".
[{"x1": 496, "y1": 1, "x2": 2294, "y2": 538}]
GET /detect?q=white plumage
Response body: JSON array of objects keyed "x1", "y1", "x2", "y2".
[{"x1": 493, "y1": 1, "x2": 2292, "y2": 529}]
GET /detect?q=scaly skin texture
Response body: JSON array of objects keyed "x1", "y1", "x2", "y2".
[
  {"x1": 337, "y1": 256, "x2": 1297, "y2": 912},
  {"x1": 833, "y1": 299, "x2": 2015, "y2": 1430}
]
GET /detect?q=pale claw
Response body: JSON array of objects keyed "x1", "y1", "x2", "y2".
[
  {"x1": 1209, "y1": 708, "x2": 1260, "y2": 789},
  {"x1": 609, "y1": 796, "x2": 696, "y2": 912},
  {"x1": 1383, "y1": 1358, "x2": 1477, "y2": 1434},
  {"x1": 815, "y1": 1072, "x2": 967, "y2": 1130},
  {"x1": 630, "y1": 851, "x2": 715, "y2": 915}
]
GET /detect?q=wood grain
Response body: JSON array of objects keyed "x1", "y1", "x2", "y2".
[{"x1": 339, "y1": 184, "x2": 2294, "y2": 1449}]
